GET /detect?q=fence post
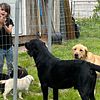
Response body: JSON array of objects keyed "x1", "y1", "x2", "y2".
[
  {"x1": 48, "y1": 0, "x2": 52, "y2": 52},
  {"x1": 13, "y1": 0, "x2": 19, "y2": 100}
]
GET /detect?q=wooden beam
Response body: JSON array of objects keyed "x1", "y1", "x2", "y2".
[
  {"x1": 64, "y1": 0, "x2": 75, "y2": 39},
  {"x1": 12, "y1": 34, "x2": 48, "y2": 46},
  {"x1": 37, "y1": 0, "x2": 42, "y2": 34}
]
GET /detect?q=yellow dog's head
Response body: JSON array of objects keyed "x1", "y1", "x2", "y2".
[{"x1": 72, "y1": 44, "x2": 88, "y2": 60}]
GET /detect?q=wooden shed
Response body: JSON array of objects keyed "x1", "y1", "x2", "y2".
[{"x1": 0, "y1": 0, "x2": 77, "y2": 44}]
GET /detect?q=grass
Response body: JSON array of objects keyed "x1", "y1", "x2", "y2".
[{"x1": 0, "y1": 17, "x2": 100, "y2": 100}]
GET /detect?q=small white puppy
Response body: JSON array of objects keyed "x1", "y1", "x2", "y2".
[{"x1": 0, "y1": 75, "x2": 34, "y2": 100}]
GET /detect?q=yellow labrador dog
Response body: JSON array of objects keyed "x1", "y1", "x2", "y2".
[
  {"x1": 72, "y1": 44, "x2": 100, "y2": 77},
  {"x1": 0, "y1": 75, "x2": 34, "y2": 100},
  {"x1": 72, "y1": 44, "x2": 100, "y2": 65}
]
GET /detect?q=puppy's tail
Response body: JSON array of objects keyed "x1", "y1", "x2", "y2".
[
  {"x1": 89, "y1": 62, "x2": 100, "y2": 72},
  {"x1": 0, "y1": 80, "x2": 6, "y2": 84}
]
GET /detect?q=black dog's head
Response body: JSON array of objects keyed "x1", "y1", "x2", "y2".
[{"x1": 25, "y1": 39, "x2": 47, "y2": 57}]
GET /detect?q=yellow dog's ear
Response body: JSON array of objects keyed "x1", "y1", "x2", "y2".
[
  {"x1": 72, "y1": 46, "x2": 74, "y2": 50},
  {"x1": 84, "y1": 46, "x2": 88, "y2": 52},
  {"x1": 84, "y1": 46, "x2": 88, "y2": 57},
  {"x1": 72, "y1": 45, "x2": 76, "y2": 50}
]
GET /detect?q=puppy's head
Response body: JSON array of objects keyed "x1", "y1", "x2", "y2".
[
  {"x1": 10, "y1": 66, "x2": 28, "y2": 78},
  {"x1": 72, "y1": 44, "x2": 88, "y2": 60},
  {"x1": 26, "y1": 75, "x2": 34, "y2": 84}
]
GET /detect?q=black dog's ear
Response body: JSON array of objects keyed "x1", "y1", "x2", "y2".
[
  {"x1": 42, "y1": 41, "x2": 45, "y2": 46},
  {"x1": 41, "y1": 40, "x2": 48, "y2": 48}
]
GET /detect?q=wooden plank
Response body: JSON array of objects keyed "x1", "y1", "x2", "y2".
[
  {"x1": 64, "y1": 0, "x2": 75, "y2": 39},
  {"x1": 12, "y1": 34, "x2": 48, "y2": 46},
  {"x1": 37, "y1": 0, "x2": 42, "y2": 34}
]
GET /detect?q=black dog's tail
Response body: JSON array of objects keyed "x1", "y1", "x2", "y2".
[{"x1": 89, "y1": 62, "x2": 100, "y2": 72}]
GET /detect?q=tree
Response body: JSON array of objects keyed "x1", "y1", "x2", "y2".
[{"x1": 93, "y1": 0, "x2": 100, "y2": 18}]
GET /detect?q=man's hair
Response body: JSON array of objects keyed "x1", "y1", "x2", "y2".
[{"x1": 0, "y1": 3, "x2": 11, "y2": 17}]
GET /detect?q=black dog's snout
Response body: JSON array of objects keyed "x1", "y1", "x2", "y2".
[
  {"x1": 25, "y1": 42, "x2": 29, "y2": 49},
  {"x1": 74, "y1": 54, "x2": 79, "y2": 59}
]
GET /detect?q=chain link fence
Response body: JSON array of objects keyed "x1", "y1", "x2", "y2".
[{"x1": 0, "y1": 0, "x2": 100, "y2": 100}]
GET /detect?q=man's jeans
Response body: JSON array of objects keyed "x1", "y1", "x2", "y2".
[{"x1": 0, "y1": 47, "x2": 13, "y2": 76}]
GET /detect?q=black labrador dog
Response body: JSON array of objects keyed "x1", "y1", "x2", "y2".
[
  {"x1": 25, "y1": 39, "x2": 100, "y2": 100},
  {"x1": 0, "y1": 66, "x2": 28, "y2": 93}
]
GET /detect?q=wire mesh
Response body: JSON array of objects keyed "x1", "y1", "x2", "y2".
[{"x1": 0, "y1": 0, "x2": 100, "y2": 100}]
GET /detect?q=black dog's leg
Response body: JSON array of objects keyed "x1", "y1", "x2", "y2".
[
  {"x1": 89, "y1": 79, "x2": 96, "y2": 100},
  {"x1": 89, "y1": 82, "x2": 96, "y2": 100},
  {"x1": 41, "y1": 85, "x2": 48, "y2": 100},
  {"x1": 78, "y1": 89, "x2": 89, "y2": 100},
  {"x1": 89, "y1": 71, "x2": 96, "y2": 100},
  {"x1": 89, "y1": 92, "x2": 95, "y2": 100},
  {"x1": 53, "y1": 88, "x2": 58, "y2": 100}
]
